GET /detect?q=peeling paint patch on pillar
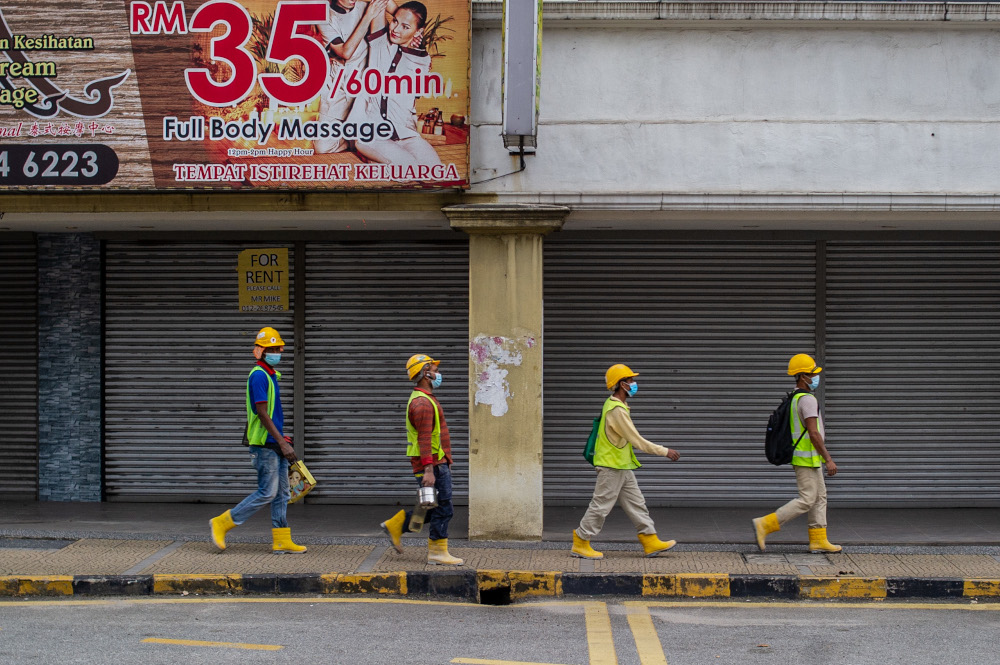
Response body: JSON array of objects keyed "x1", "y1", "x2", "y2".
[{"x1": 469, "y1": 334, "x2": 535, "y2": 417}]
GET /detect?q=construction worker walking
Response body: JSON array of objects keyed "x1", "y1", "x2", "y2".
[
  {"x1": 752, "y1": 353, "x2": 841, "y2": 553},
  {"x1": 572, "y1": 364, "x2": 681, "y2": 560},
  {"x1": 209, "y1": 327, "x2": 307, "y2": 554},
  {"x1": 380, "y1": 354, "x2": 464, "y2": 566}
]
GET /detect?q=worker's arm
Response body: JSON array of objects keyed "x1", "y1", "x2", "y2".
[
  {"x1": 605, "y1": 407, "x2": 680, "y2": 461},
  {"x1": 255, "y1": 401, "x2": 296, "y2": 463},
  {"x1": 805, "y1": 417, "x2": 836, "y2": 476}
]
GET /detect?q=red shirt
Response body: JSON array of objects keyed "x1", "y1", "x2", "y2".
[{"x1": 408, "y1": 388, "x2": 452, "y2": 473}]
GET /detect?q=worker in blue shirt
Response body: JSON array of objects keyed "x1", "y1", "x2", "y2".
[{"x1": 210, "y1": 327, "x2": 306, "y2": 554}]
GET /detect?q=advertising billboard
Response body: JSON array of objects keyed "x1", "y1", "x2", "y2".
[{"x1": 0, "y1": 0, "x2": 470, "y2": 190}]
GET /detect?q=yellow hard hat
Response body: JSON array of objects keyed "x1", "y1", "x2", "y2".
[
  {"x1": 406, "y1": 354, "x2": 439, "y2": 380},
  {"x1": 255, "y1": 326, "x2": 285, "y2": 348},
  {"x1": 605, "y1": 363, "x2": 639, "y2": 390},
  {"x1": 787, "y1": 353, "x2": 822, "y2": 376}
]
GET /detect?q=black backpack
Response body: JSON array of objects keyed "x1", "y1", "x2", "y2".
[{"x1": 764, "y1": 389, "x2": 809, "y2": 466}]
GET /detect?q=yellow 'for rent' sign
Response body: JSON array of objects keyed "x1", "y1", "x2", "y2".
[{"x1": 238, "y1": 248, "x2": 288, "y2": 312}]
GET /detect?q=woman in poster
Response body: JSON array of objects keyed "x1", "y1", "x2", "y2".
[
  {"x1": 314, "y1": 0, "x2": 388, "y2": 154},
  {"x1": 348, "y1": 1, "x2": 443, "y2": 169}
]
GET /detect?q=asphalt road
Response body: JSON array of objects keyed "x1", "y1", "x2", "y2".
[{"x1": 0, "y1": 596, "x2": 997, "y2": 665}]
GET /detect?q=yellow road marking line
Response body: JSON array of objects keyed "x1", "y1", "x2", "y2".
[
  {"x1": 626, "y1": 600, "x2": 1000, "y2": 611},
  {"x1": 583, "y1": 601, "x2": 618, "y2": 665},
  {"x1": 625, "y1": 604, "x2": 668, "y2": 665},
  {"x1": 141, "y1": 637, "x2": 282, "y2": 651},
  {"x1": 452, "y1": 659, "x2": 572, "y2": 665}
]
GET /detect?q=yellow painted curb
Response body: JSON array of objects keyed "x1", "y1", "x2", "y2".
[
  {"x1": 319, "y1": 573, "x2": 341, "y2": 594},
  {"x1": 800, "y1": 577, "x2": 887, "y2": 599},
  {"x1": 642, "y1": 574, "x2": 674, "y2": 597},
  {"x1": 0, "y1": 576, "x2": 74, "y2": 597},
  {"x1": 0, "y1": 577, "x2": 21, "y2": 596},
  {"x1": 337, "y1": 573, "x2": 407, "y2": 595},
  {"x1": 676, "y1": 573, "x2": 730, "y2": 598},
  {"x1": 509, "y1": 571, "x2": 562, "y2": 599},
  {"x1": 152, "y1": 574, "x2": 243, "y2": 594},
  {"x1": 642, "y1": 574, "x2": 730, "y2": 598},
  {"x1": 478, "y1": 570, "x2": 562, "y2": 600},
  {"x1": 964, "y1": 579, "x2": 1000, "y2": 597}
]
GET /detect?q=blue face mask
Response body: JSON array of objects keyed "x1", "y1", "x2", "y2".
[
  {"x1": 625, "y1": 381, "x2": 638, "y2": 397},
  {"x1": 265, "y1": 353, "x2": 281, "y2": 366},
  {"x1": 431, "y1": 372, "x2": 443, "y2": 389},
  {"x1": 808, "y1": 375, "x2": 820, "y2": 390}
]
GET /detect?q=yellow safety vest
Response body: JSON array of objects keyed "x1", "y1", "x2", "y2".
[
  {"x1": 245, "y1": 366, "x2": 280, "y2": 447},
  {"x1": 592, "y1": 397, "x2": 641, "y2": 470},
  {"x1": 790, "y1": 392, "x2": 824, "y2": 467},
  {"x1": 405, "y1": 390, "x2": 444, "y2": 461}
]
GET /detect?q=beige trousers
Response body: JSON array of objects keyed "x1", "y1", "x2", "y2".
[
  {"x1": 576, "y1": 467, "x2": 657, "y2": 540},
  {"x1": 775, "y1": 465, "x2": 827, "y2": 529}
]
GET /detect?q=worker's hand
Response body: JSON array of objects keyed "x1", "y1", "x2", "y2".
[
  {"x1": 421, "y1": 466, "x2": 436, "y2": 487},
  {"x1": 825, "y1": 460, "x2": 838, "y2": 477},
  {"x1": 279, "y1": 441, "x2": 297, "y2": 464},
  {"x1": 664, "y1": 448, "x2": 680, "y2": 462}
]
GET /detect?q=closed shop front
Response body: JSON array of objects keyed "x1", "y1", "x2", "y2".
[
  {"x1": 0, "y1": 238, "x2": 38, "y2": 498},
  {"x1": 103, "y1": 238, "x2": 468, "y2": 504},
  {"x1": 104, "y1": 242, "x2": 296, "y2": 500},
  {"x1": 824, "y1": 242, "x2": 1000, "y2": 506},
  {"x1": 543, "y1": 235, "x2": 1000, "y2": 507},
  {"x1": 303, "y1": 240, "x2": 469, "y2": 503}
]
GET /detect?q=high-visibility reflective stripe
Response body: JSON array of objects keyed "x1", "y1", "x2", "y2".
[
  {"x1": 790, "y1": 393, "x2": 823, "y2": 467},
  {"x1": 405, "y1": 390, "x2": 443, "y2": 460},
  {"x1": 592, "y1": 397, "x2": 641, "y2": 470},
  {"x1": 245, "y1": 366, "x2": 278, "y2": 447}
]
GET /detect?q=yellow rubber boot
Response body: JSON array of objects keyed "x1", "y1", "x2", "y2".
[
  {"x1": 637, "y1": 532, "x2": 676, "y2": 557},
  {"x1": 381, "y1": 510, "x2": 407, "y2": 554},
  {"x1": 808, "y1": 527, "x2": 842, "y2": 553},
  {"x1": 570, "y1": 530, "x2": 604, "y2": 560},
  {"x1": 752, "y1": 513, "x2": 781, "y2": 552},
  {"x1": 427, "y1": 539, "x2": 464, "y2": 566},
  {"x1": 272, "y1": 527, "x2": 307, "y2": 554},
  {"x1": 209, "y1": 510, "x2": 236, "y2": 551}
]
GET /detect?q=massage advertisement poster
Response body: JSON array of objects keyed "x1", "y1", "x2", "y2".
[{"x1": 0, "y1": 0, "x2": 470, "y2": 190}]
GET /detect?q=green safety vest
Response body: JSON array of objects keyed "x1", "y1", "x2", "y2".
[
  {"x1": 592, "y1": 397, "x2": 641, "y2": 470},
  {"x1": 245, "y1": 366, "x2": 280, "y2": 447},
  {"x1": 790, "y1": 392, "x2": 824, "y2": 467},
  {"x1": 405, "y1": 390, "x2": 445, "y2": 461}
]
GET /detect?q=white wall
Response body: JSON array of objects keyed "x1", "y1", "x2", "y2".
[{"x1": 471, "y1": 16, "x2": 1000, "y2": 196}]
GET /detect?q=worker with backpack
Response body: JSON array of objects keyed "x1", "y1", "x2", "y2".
[{"x1": 752, "y1": 353, "x2": 841, "y2": 553}]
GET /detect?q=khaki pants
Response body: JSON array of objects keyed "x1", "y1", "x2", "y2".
[
  {"x1": 775, "y1": 465, "x2": 827, "y2": 529},
  {"x1": 576, "y1": 467, "x2": 657, "y2": 540}
]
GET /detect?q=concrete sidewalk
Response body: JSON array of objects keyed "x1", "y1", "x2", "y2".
[{"x1": 1, "y1": 502, "x2": 999, "y2": 602}]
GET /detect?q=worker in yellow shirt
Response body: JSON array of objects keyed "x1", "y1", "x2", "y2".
[{"x1": 572, "y1": 364, "x2": 681, "y2": 560}]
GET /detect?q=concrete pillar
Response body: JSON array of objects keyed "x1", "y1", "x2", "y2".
[{"x1": 443, "y1": 204, "x2": 569, "y2": 540}]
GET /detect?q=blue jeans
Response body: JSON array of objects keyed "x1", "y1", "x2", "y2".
[
  {"x1": 407, "y1": 463, "x2": 454, "y2": 540},
  {"x1": 230, "y1": 446, "x2": 290, "y2": 528}
]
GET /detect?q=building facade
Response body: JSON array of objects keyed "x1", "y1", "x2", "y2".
[{"x1": 3, "y1": 2, "x2": 1000, "y2": 539}]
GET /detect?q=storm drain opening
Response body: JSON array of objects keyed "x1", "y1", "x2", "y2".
[{"x1": 479, "y1": 585, "x2": 512, "y2": 605}]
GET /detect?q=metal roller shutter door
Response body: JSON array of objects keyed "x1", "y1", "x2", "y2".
[
  {"x1": 0, "y1": 240, "x2": 38, "y2": 498},
  {"x1": 104, "y1": 243, "x2": 295, "y2": 500},
  {"x1": 824, "y1": 242, "x2": 1000, "y2": 506},
  {"x1": 544, "y1": 238, "x2": 817, "y2": 506},
  {"x1": 304, "y1": 241, "x2": 469, "y2": 503}
]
